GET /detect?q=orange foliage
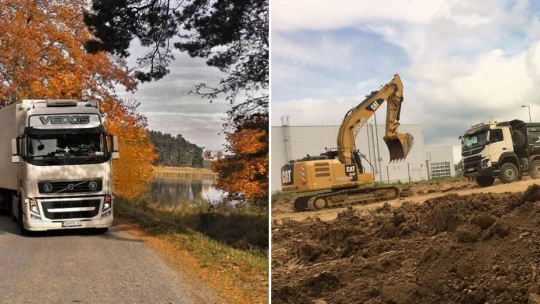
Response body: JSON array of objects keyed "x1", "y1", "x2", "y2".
[
  {"x1": 212, "y1": 114, "x2": 268, "y2": 206},
  {"x1": 0, "y1": 0, "x2": 136, "y2": 100},
  {"x1": 102, "y1": 99, "x2": 158, "y2": 198},
  {"x1": 0, "y1": 0, "x2": 156, "y2": 198}
]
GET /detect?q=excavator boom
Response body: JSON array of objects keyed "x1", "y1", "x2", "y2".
[
  {"x1": 337, "y1": 74, "x2": 413, "y2": 163},
  {"x1": 281, "y1": 74, "x2": 415, "y2": 212}
]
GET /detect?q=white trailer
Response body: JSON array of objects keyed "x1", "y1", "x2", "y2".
[
  {"x1": 0, "y1": 104, "x2": 18, "y2": 191},
  {"x1": 0, "y1": 99, "x2": 119, "y2": 235}
]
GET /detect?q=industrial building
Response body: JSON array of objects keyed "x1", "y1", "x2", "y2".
[{"x1": 271, "y1": 119, "x2": 456, "y2": 192}]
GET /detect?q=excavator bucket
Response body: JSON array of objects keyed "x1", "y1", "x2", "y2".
[{"x1": 384, "y1": 133, "x2": 414, "y2": 161}]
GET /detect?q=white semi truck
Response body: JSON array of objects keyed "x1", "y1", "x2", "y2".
[
  {"x1": 0, "y1": 99, "x2": 119, "y2": 235},
  {"x1": 461, "y1": 119, "x2": 540, "y2": 187}
]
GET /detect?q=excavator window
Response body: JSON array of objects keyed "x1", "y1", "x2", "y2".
[{"x1": 353, "y1": 152, "x2": 364, "y2": 173}]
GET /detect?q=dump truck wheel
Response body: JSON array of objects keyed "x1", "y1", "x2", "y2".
[
  {"x1": 530, "y1": 160, "x2": 540, "y2": 179},
  {"x1": 475, "y1": 176, "x2": 495, "y2": 187},
  {"x1": 500, "y1": 163, "x2": 519, "y2": 184}
]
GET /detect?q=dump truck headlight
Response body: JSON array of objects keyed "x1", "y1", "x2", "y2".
[{"x1": 481, "y1": 158, "x2": 490, "y2": 168}]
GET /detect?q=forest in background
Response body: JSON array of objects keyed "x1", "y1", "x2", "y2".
[{"x1": 148, "y1": 130, "x2": 204, "y2": 168}]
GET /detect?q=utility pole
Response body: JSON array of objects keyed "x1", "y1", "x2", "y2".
[
  {"x1": 373, "y1": 113, "x2": 383, "y2": 182},
  {"x1": 522, "y1": 105, "x2": 532, "y2": 123}
]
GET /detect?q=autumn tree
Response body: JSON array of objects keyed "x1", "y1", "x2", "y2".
[
  {"x1": 212, "y1": 113, "x2": 268, "y2": 207},
  {"x1": 83, "y1": 0, "x2": 269, "y2": 123},
  {"x1": 83, "y1": 0, "x2": 269, "y2": 204},
  {"x1": 0, "y1": 0, "x2": 157, "y2": 198}
]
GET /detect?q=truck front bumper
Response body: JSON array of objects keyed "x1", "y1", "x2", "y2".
[
  {"x1": 24, "y1": 215, "x2": 113, "y2": 231},
  {"x1": 463, "y1": 164, "x2": 494, "y2": 178}
]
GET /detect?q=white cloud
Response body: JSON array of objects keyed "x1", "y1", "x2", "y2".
[
  {"x1": 272, "y1": 34, "x2": 354, "y2": 69},
  {"x1": 271, "y1": 0, "x2": 451, "y2": 32},
  {"x1": 271, "y1": 0, "x2": 540, "y2": 162}
]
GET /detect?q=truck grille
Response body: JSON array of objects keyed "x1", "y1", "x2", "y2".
[
  {"x1": 42, "y1": 199, "x2": 100, "y2": 220},
  {"x1": 38, "y1": 180, "x2": 103, "y2": 194}
]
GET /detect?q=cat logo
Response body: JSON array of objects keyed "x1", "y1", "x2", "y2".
[
  {"x1": 346, "y1": 165, "x2": 356, "y2": 173},
  {"x1": 282, "y1": 169, "x2": 292, "y2": 184}
]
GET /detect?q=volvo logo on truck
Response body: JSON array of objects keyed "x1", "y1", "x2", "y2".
[{"x1": 39, "y1": 115, "x2": 90, "y2": 125}]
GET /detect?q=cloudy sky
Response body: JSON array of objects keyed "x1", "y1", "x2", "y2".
[
  {"x1": 117, "y1": 41, "x2": 229, "y2": 151},
  {"x1": 271, "y1": 0, "x2": 540, "y2": 162}
]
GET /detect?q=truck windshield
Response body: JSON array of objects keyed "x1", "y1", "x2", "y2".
[
  {"x1": 462, "y1": 131, "x2": 488, "y2": 148},
  {"x1": 26, "y1": 132, "x2": 108, "y2": 165}
]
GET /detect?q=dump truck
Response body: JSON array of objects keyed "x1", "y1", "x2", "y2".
[
  {"x1": 0, "y1": 99, "x2": 119, "y2": 235},
  {"x1": 280, "y1": 74, "x2": 414, "y2": 211},
  {"x1": 461, "y1": 119, "x2": 540, "y2": 187}
]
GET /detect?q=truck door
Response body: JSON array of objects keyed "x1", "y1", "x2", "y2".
[{"x1": 488, "y1": 129, "x2": 506, "y2": 162}]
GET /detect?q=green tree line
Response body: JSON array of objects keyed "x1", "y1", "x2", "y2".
[{"x1": 148, "y1": 130, "x2": 203, "y2": 168}]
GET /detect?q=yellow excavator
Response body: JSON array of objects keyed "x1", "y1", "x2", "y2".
[{"x1": 281, "y1": 74, "x2": 414, "y2": 211}]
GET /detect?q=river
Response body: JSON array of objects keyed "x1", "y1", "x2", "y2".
[{"x1": 149, "y1": 178, "x2": 225, "y2": 206}]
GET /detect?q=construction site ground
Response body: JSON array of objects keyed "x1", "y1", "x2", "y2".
[{"x1": 272, "y1": 177, "x2": 540, "y2": 304}]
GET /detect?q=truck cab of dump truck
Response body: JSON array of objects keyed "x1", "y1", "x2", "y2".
[
  {"x1": 461, "y1": 119, "x2": 540, "y2": 187},
  {"x1": 0, "y1": 99, "x2": 119, "y2": 235}
]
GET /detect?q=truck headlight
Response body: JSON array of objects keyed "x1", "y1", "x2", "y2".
[
  {"x1": 25, "y1": 198, "x2": 40, "y2": 215},
  {"x1": 103, "y1": 195, "x2": 112, "y2": 211},
  {"x1": 481, "y1": 158, "x2": 490, "y2": 168}
]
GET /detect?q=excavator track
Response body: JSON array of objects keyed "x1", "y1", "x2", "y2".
[{"x1": 292, "y1": 186, "x2": 400, "y2": 212}]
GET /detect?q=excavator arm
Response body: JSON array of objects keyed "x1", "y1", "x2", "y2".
[{"x1": 336, "y1": 74, "x2": 414, "y2": 164}]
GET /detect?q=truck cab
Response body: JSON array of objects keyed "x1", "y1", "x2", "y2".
[
  {"x1": 0, "y1": 99, "x2": 119, "y2": 235},
  {"x1": 461, "y1": 120, "x2": 540, "y2": 187}
]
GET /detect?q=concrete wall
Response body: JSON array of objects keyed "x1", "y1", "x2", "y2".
[
  {"x1": 424, "y1": 146, "x2": 456, "y2": 178},
  {"x1": 272, "y1": 124, "x2": 430, "y2": 192}
]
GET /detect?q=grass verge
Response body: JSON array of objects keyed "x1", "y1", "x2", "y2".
[{"x1": 114, "y1": 198, "x2": 268, "y2": 304}]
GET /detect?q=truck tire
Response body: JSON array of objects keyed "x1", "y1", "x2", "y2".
[
  {"x1": 512, "y1": 130, "x2": 526, "y2": 150},
  {"x1": 96, "y1": 228, "x2": 108, "y2": 234},
  {"x1": 475, "y1": 176, "x2": 495, "y2": 187},
  {"x1": 18, "y1": 202, "x2": 28, "y2": 236},
  {"x1": 500, "y1": 163, "x2": 519, "y2": 184},
  {"x1": 530, "y1": 160, "x2": 540, "y2": 179}
]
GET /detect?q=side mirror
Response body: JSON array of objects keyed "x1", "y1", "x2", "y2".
[
  {"x1": 11, "y1": 138, "x2": 17, "y2": 155},
  {"x1": 113, "y1": 136, "x2": 119, "y2": 152}
]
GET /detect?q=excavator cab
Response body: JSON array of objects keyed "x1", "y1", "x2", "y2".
[{"x1": 384, "y1": 133, "x2": 414, "y2": 161}]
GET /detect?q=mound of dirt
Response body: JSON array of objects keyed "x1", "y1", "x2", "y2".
[{"x1": 272, "y1": 184, "x2": 540, "y2": 304}]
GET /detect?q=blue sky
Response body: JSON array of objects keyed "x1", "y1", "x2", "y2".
[{"x1": 271, "y1": 0, "x2": 540, "y2": 161}]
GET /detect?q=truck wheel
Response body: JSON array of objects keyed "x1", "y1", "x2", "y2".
[
  {"x1": 18, "y1": 202, "x2": 28, "y2": 236},
  {"x1": 500, "y1": 163, "x2": 519, "y2": 184},
  {"x1": 96, "y1": 228, "x2": 108, "y2": 234},
  {"x1": 475, "y1": 176, "x2": 495, "y2": 187},
  {"x1": 530, "y1": 160, "x2": 540, "y2": 179}
]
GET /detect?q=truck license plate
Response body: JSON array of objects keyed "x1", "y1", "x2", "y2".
[
  {"x1": 468, "y1": 168, "x2": 474, "y2": 172},
  {"x1": 62, "y1": 221, "x2": 82, "y2": 227}
]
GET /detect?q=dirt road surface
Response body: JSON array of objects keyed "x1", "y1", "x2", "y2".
[
  {"x1": 0, "y1": 216, "x2": 223, "y2": 304},
  {"x1": 273, "y1": 178, "x2": 539, "y2": 222}
]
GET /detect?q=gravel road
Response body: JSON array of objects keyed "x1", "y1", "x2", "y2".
[{"x1": 0, "y1": 216, "x2": 223, "y2": 304}]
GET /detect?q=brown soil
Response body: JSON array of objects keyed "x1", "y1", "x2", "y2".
[{"x1": 272, "y1": 183, "x2": 540, "y2": 304}]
